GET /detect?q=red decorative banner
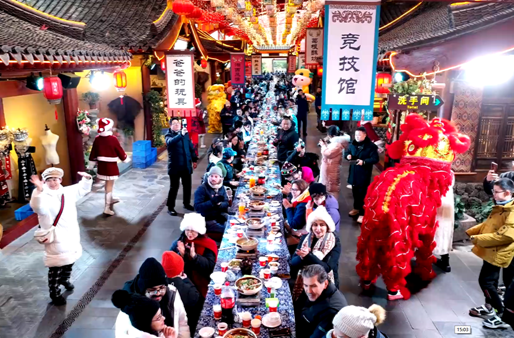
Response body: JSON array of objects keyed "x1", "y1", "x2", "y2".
[
  {"x1": 4, "y1": 156, "x2": 11, "y2": 180},
  {"x1": 231, "y1": 53, "x2": 246, "y2": 88},
  {"x1": 288, "y1": 55, "x2": 297, "y2": 73},
  {"x1": 245, "y1": 61, "x2": 252, "y2": 78}
]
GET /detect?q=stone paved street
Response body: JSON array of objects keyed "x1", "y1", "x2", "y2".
[{"x1": 1, "y1": 117, "x2": 513, "y2": 338}]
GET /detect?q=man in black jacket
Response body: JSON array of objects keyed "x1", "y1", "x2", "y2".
[
  {"x1": 165, "y1": 117, "x2": 198, "y2": 216},
  {"x1": 296, "y1": 90, "x2": 309, "y2": 138},
  {"x1": 294, "y1": 264, "x2": 347, "y2": 338},
  {"x1": 483, "y1": 162, "x2": 514, "y2": 196},
  {"x1": 286, "y1": 140, "x2": 320, "y2": 178},
  {"x1": 345, "y1": 127, "x2": 379, "y2": 222},
  {"x1": 194, "y1": 166, "x2": 228, "y2": 235},
  {"x1": 273, "y1": 118, "x2": 300, "y2": 164}
]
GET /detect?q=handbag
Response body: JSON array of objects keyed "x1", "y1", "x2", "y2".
[{"x1": 34, "y1": 194, "x2": 65, "y2": 244}]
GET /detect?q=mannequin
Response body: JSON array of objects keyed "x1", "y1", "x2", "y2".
[
  {"x1": 40, "y1": 125, "x2": 60, "y2": 165},
  {"x1": 0, "y1": 128, "x2": 12, "y2": 206},
  {"x1": 13, "y1": 128, "x2": 37, "y2": 201},
  {"x1": 89, "y1": 118, "x2": 130, "y2": 216}
]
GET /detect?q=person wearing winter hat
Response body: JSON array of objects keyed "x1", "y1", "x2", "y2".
[
  {"x1": 294, "y1": 264, "x2": 348, "y2": 338},
  {"x1": 217, "y1": 147, "x2": 239, "y2": 189},
  {"x1": 165, "y1": 117, "x2": 198, "y2": 216},
  {"x1": 306, "y1": 183, "x2": 341, "y2": 232},
  {"x1": 30, "y1": 168, "x2": 92, "y2": 305},
  {"x1": 170, "y1": 213, "x2": 218, "y2": 297},
  {"x1": 290, "y1": 205, "x2": 342, "y2": 291},
  {"x1": 194, "y1": 165, "x2": 229, "y2": 239},
  {"x1": 161, "y1": 252, "x2": 201, "y2": 336},
  {"x1": 116, "y1": 258, "x2": 190, "y2": 338},
  {"x1": 88, "y1": 118, "x2": 130, "y2": 216},
  {"x1": 112, "y1": 290, "x2": 176, "y2": 338},
  {"x1": 328, "y1": 304, "x2": 387, "y2": 338}
]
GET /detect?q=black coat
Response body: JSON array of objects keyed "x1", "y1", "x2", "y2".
[
  {"x1": 286, "y1": 149, "x2": 320, "y2": 178},
  {"x1": 167, "y1": 276, "x2": 201, "y2": 335},
  {"x1": 170, "y1": 233, "x2": 216, "y2": 281},
  {"x1": 296, "y1": 95, "x2": 309, "y2": 118},
  {"x1": 483, "y1": 171, "x2": 514, "y2": 195},
  {"x1": 345, "y1": 137, "x2": 379, "y2": 186},
  {"x1": 165, "y1": 129, "x2": 198, "y2": 175},
  {"x1": 295, "y1": 283, "x2": 348, "y2": 338},
  {"x1": 274, "y1": 128, "x2": 300, "y2": 162},
  {"x1": 194, "y1": 182, "x2": 229, "y2": 221},
  {"x1": 220, "y1": 107, "x2": 233, "y2": 126}
]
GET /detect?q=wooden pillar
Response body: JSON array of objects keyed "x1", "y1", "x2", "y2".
[
  {"x1": 210, "y1": 60, "x2": 217, "y2": 84},
  {"x1": 0, "y1": 98, "x2": 6, "y2": 127},
  {"x1": 141, "y1": 64, "x2": 153, "y2": 144},
  {"x1": 62, "y1": 88, "x2": 85, "y2": 184}
]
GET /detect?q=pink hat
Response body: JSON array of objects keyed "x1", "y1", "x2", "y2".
[
  {"x1": 97, "y1": 118, "x2": 114, "y2": 133},
  {"x1": 302, "y1": 167, "x2": 315, "y2": 184}
]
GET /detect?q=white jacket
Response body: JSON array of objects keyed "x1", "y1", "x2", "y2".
[
  {"x1": 115, "y1": 284, "x2": 190, "y2": 338},
  {"x1": 30, "y1": 177, "x2": 92, "y2": 268},
  {"x1": 434, "y1": 173, "x2": 455, "y2": 256}
]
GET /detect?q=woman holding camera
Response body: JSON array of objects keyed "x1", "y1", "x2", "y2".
[{"x1": 319, "y1": 126, "x2": 351, "y2": 199}]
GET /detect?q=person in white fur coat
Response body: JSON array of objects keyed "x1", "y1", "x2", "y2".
[
  {"x1": 433, "y1": 172, "x2": 455, "y2": 273},
  {"x1": 30, "y1": 167, "x2": 93, "y2": 305}
]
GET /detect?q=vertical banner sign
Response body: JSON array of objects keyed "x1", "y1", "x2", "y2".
[
  {"x1": 306, "y1": 28, "x2": 324, "y2": 66},
  {"x1": 251, "y1": 54, "x2": 262, "y2": 77},
  {"x1": 321, "y1": 1, "x2": 380, "y2": 121},
  {"x1": 245, "y1": 60, "x2": 252, "y2": 78},
  {"x1": 165, "y1": 53, "x2": 195, "y2": 117},
  {"x1": 231, "y1": 53, "x2": 246, "y2": 88},
  {"x1": 298, "y1": 54, "x2": 305, "y2": 69},
  {"x1": 288, "y1": 55, "x2": 297, "y2": 73}
]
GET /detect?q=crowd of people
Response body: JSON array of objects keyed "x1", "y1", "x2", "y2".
[{"x1": 28, "y1": 71, "x2": 514, "y2": 336}]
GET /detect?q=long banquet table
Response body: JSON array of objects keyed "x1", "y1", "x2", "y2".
[{"x1": 194, "y1": 139, "x2": 297, "y2": 338}]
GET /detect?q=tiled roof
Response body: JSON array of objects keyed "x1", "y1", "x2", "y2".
[
  {"x1": 2, "y1": 0, "x2": 179, "y2": 50},
  {"x1": 0, "y1": 10, "x2": 131, "y2": 66},
  {"x1": 379, "y1": 2, "x2": 514, "y2": 52}
]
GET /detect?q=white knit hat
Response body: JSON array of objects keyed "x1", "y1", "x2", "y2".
[
  {"x1": 332, "y1": 305, "x2": 385, "y2": 338},
  {"x1": 180, "y1": 213, "x2": 206, "y2": 235},
  {"x1": 42, "y1": 167, "x2": 64, "y2": 181},
  {"x1": 306, "y1": 206, "x2": 335, "y2": 233}
]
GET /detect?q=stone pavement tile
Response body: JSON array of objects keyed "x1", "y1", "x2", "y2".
[
  {"x1": 63, "y1": 329, "x2": 115, "y2": 338},
  {"x1": 413, "y1": 330, "x2": 443, "y2": 338},
  {"x1": 378, "y1": 309, "x2": 415, "y2": 335},
  {"x1": 417, "y1": 299, "x2": 461, "y2": 322},
  {"x1": 71, "y1": 315, "x2": 117, "y2": 329},
  {"x1": 387, "y1": 335, "x2": 416, "y2": 338},
  {"x1": 399, "y1": 296, "x2": 437, "y2": 330}
]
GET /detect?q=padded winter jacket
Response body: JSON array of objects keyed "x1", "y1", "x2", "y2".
[{"x1": 320, "y1": 137, "x2": 346, "y2": 197}]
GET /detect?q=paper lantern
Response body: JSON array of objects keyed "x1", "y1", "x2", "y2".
[
  {"x1": 43, "y1": 77, "x2": 63, "y2": 104},
  {"x1": 187, "y1": 7, "x2": 202, "y2": 19},
  {"x1": 173, "y1": 0, "x2": 194, "y2": 16},
  {"x1": 201, "y1": 59, "x2": 208, "y2": 68},
  {"x1": 375, "y1": 72, "x2": 392, "y2": 94},
  {"x1": 113, "y1": 70, "x2": 128, "y2": 93},
  {"x1": 161, "y1": 60, "x2": 166, "y2": 71},
  {"x1": 317, "y1": 67, "x2": 323, "y2": 76}
]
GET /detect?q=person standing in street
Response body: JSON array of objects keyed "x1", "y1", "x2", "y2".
[
  {"x1": 30, "y1": 168, "x2": 93, "y2": 305},
  {"x1": 165, "y1": 117, "x2": 198, "y2": 216},
  {"x1": 273, "y1": 118, "x2": 300, "y2": 164},
  {"x1": 345, "y1": 127, "x2": 379, "y2": 223},
  {"x1": 315, "y1": 87, "x2": 325, "y2": 132},
  {"x1": 296, "y1": 89, "x2": 309, "y2": 138}
]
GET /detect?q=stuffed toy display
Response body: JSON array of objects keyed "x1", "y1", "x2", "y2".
[
  {"x1": 292, "y1": 69, "x2": 315, "y2": 102},
  {"x1": 207, "y1": 85, "x2": 226, "y2": 134},
  {"x1": 89, "y1": 118, "x2": 130, "y2": 216},
  {"x1": 356, "y1": 114, "x2": 470, "y2": 300}
]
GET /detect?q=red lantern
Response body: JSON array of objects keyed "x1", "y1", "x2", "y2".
[
  {"x1": 201, "y1": 59, "x2": 207, "y2": 68},
  {"x1": 172, "y1": 0, "x2": 195, "y2": 16},
  {"x1": 187, "y1": 7, "x2": 202, "y2": 19},
  {"x1": 161, "y1": 60, "x2": 166, "y2": 71},
  {"x1": 317, "y1": 68, "x2": 323, "y2": 77},
  {"x1": 43, "y1": 77, "x2": 63, "y2": 104},
  {"x1": 113, "y1": 70, "x2": 128, "y2": 93},
  {"x1": 375, "y1": 72, "x2": 392, "y2": 94}
]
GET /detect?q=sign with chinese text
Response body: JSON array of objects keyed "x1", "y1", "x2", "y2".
[
  {"x1": 245, "y1": 60, "x2": 252, "y2": 78},
  {"x1": 321, "y1": 2, "x2": 380, "y2": 121},
  {"x1": 387, "y1": 94, "x2": 445, "y2": 111},
  {"x1": 252, "y1": 54, "x2": 262, "y2": 77},
  {"x1": 306, "y1": 28, "x2": 323, "y2": 66},
  {"x1": 288, "y1": 55, "x2": 297, "y2": 73},
  {"x1": 298, "y1": 54, "x2": 305, "y2": 69},
  {"x1": 165, "y1": 53, "x2": 195, "y2": 117},
  {"x1": 231, "y1": 53, "x2": 246, "y2": 88}
]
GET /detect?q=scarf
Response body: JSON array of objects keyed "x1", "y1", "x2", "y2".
[
  {"x1": 292, "y1": 189, "x2": 311, "y2": 208},
  {"x1": 293, "y1": 232, "x2": 336, "y2": 301},
  {"x1": 208, "y1": 179, "x2": 223, "y2": 190},
  {"x1": 496, "y1": 199, "x2": 514, "y2": 205},
  {"x1": 184, "y1": 235, "x2": 218, "y2": 297}
]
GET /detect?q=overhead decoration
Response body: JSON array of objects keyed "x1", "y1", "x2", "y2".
[
  {"x1": 173, "y1": 0, "x2": 195, "y2": 16},
  {"x1": 305, "y1": 28, "x2": 323, "y2": 68},
  {"x1": 375, "y1": 72, "x2": 392, "y2": 94},
  {"x1": 43, "y1": 77, "x2": 63, "y2": 105},
  {"x1": 252, "y1": 54, "x2": 262, "y2": 77},
  {"x1": 113, "y1": 69, "x2": 128, "y2": 105},
  {"x1": 165, "y1": 53, "x2": 195, "y2": 117},
  {"x1": 201, "y1": 58, "x2": 208, "y2": 68},
  {"x1": 321, "y1": 1, "x2": 380, "y2": 122}
]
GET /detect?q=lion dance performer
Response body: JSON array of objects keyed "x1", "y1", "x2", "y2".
[
  {"x1": 207, "y1": 84, "x2": 225, "y2": 133},
  {"x1": 356, "y1": 114, "x2": 470, "y2": 300}
]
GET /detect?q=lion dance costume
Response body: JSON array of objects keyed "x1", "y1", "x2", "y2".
[
  {"x1": 356, "y1": 114, "x2": 470, "y2": 300},
  {"x1": 207, "y1": 84, "x2": 225, "y2": 133}
]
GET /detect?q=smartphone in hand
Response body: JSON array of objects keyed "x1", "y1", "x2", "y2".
[{"x1": 491, "y1": 162, "x2": 498, "y2": 172}]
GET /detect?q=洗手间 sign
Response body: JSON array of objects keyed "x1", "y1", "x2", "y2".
[{"x1": 387, "y1": 94, "x2": 445, "y2": 111}]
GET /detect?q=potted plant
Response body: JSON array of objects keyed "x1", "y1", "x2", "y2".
[{"x1": 82, "y1": 91, "x2": 100, "y2": 109}]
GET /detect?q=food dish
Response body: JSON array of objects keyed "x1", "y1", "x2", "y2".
[
  {"x1": 223, "y1": 328, "x2": 258, "y2": 338},
  {"x1": 236, "y1": 237, "x2": 258, "y2": 251},
  {"x1": 249, "y1": 186, "x2": 267, "y2": 195},
  {"x1": 228, "y1": 259, "x2": 242, "y2": 270},
  {"x1": 262, "y1": 313, "x2": 282, "y2": 328},
  {"x1": 246, "y1": 218, "x2": 265, "y2": 230},
  {"x1": 270, "y1": 200, "x2": 281, "y2": 207},
  {"x1": 236, "y1": 276, "x2": 263, "y2": 295},
  {"x1": 267, "y1": 254, "x2": 279, "y2": 262},
  {"x1": 199, "y1": 327, "x2": 215, "y2": 337},
  {"x1": 248, "y1": 201, "x2": 265, "y2": 211},
  {"x1": 210, "y1": 271, "x2": 226, "y2": 284}
]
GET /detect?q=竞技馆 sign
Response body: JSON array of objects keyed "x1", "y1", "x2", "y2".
[
  {"x1": 321, "y1": 2, "x2": 380, "y2": 121},
  {"x1": 387, "y1": 94, "x2": 445, "y2": 111},
  {"x1": 231, "y1": 53, "x2": 246, "y2": 88},
  {"x1": 165, "y1": 53, "x2": 195, "y2": 117},
  {"x1": 306, "y1": 28, "x2": 323, "y2": 66}
]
